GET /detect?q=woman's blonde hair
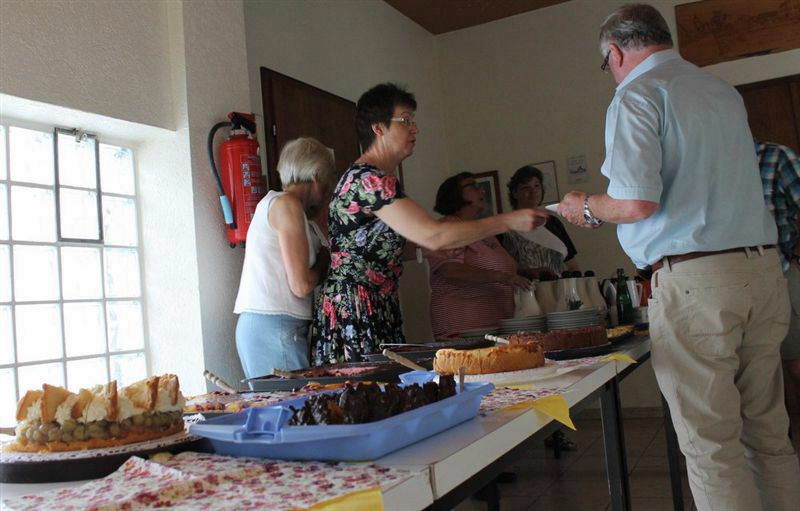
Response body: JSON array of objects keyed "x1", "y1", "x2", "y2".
[{"x1": 277, "y1": 137, "x2": 336, "y2": 189}]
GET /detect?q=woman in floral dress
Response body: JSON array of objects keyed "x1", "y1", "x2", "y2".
[{"x1": 312, "y1": 83, "x2": 549, "y2": 364}]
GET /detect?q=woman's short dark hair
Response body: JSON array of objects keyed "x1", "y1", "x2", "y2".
[
  {"x1": 355, "y1": 83, "x2": 417, "y2": 151},
  {"x1": 507, "y1": 165, "x2": 544, "y2": 209},
  {"x1": 434, "y1": 172, "x2": 474, "y2": 216}
]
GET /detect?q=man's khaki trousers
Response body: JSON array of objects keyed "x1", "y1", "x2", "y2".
[{"x1": 649, "y1": 248, "x2": 800, "y2": 511}]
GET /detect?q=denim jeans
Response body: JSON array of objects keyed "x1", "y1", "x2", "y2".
[{"x1": 235, "y1": 312, "x2": 310, "y2": 379}]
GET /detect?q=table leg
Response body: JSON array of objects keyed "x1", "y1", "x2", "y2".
[
  {"x1": 601, "y1": 378, "x2": 632, "y2": 511},
  {"x1": 662, "y1": 395, "x2": 685, "y2": 511}
]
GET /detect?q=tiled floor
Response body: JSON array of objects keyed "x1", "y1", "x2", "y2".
[{"x1": 455, "y1": 411, "x2": 800, "y2": 511}]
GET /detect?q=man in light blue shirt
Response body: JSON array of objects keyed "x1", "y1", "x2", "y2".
[{"x1": 558, "y1": 4, "x2": 799, "y2": 511}]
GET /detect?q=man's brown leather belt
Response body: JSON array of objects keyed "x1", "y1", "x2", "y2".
[{"x1": 650, "y1": 245, "x2": 774, "y2": 273}]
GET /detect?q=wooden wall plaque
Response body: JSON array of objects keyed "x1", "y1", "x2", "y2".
[{"x1": 675, "y1": 0, "x2": 800, "y2": 67}]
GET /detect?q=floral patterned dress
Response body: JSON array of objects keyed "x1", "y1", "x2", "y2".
[{"x1": 312, "y1": 163, "x2": 406, "y2": 364}]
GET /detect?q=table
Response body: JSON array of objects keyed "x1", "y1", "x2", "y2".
[{"x1": 2, "y1": 336, "x2": 675, "y2": 511}]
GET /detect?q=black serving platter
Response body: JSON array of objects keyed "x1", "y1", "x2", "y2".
[
  {"x1": 364, "y1": 338, "x2": 494, "y2": 363},
  {"x1": 242, "y1": 360, "x2": 433, "y2": 392},
  {"x1": 0, "y1": 436, "x2": 212, "y2": 483}
]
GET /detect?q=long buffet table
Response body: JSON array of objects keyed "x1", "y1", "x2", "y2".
[{"x1": 2, "y1": 336, "x2": 680, "y2": 511}]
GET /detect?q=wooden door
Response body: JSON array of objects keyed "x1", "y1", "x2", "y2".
[
  {"x1": 738, "y1": 74, "x2": 800, "y2": 419},
  {"x1": 260, "y1": 68, "x2": 361, "y2": 190},
  {"x1": 737, "y1": 74, "x2": 800, "y2": 151}
]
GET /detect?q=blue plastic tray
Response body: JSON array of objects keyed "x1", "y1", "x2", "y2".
[{"x1": 189, "y1": 378, "x2": 493, "y2": 461}]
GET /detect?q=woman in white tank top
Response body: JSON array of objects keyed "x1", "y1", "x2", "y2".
[{"x1": 233, "y1": 138, "x2": 335, "y2": 378}]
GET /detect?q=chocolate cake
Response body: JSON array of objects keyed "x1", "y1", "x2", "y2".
[{"x1": 507, "y1": 326, "x2": 608, "y2": 352}]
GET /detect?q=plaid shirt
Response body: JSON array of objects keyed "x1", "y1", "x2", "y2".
[{"x1": 756, "y1": 139, "x2": 800, "y2": 271}]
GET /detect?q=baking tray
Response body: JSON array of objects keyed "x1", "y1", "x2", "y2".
[
  {"x1": 0, "y1": 421, "x2": 212, "y2": 483},
  {"x1": 190, "y1": 380, "x2": 494, "y2": 461},
  {"x1": 364, "y1": 338, "x2": 494, "y2": 363},
  {"x1": 242, "y1": 360, "x2": 432, "y2": 392}
]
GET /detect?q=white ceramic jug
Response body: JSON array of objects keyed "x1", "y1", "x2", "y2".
[
  {"x1": 627, "y1": 280, "x2": 643, "y2": 307},
  {"x1": 514, "y1": 286, "x2": 542, "y2": 318},
  {"x1": 534, "y1": 280, "x2": 564, "y2": 314},
  {"x1": 580, "y1": 276, "x2": 607, "y2": 312}
]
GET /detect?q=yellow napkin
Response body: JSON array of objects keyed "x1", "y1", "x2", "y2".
[
  {"x1": 500, "y1": 394, "x2": 576, "y2": 430},
  {"x1": 601, "y1": 353, "x2": 637, "y2": 365},
  {"x1": 301, "y1": 485, "x2": 383, "y2": 511}
]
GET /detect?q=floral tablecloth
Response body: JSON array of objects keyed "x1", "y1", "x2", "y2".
[
  {"x1": 478, "y1": 355, "x2": 608, "y2": 415},
  {"x1": 3, "y1": 452, "x2": 414, "y2": 511}
]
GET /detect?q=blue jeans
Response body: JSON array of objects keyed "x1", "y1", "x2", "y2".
[{"x1": 235, "y1": 312, "x2": 310, "y2": 379}]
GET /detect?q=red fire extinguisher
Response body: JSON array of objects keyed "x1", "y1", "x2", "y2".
[{"x1": 207, "y1": 112, "x2": 266, "y2": 247}]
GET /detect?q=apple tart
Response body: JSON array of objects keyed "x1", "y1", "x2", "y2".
[{"x1": 8, "y1": 374, "x2": 185, "y2": 453}]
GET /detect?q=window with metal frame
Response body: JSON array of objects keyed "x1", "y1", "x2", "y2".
[{"x1": 0, "y1": 123, "x2": 149, "y2": 428}]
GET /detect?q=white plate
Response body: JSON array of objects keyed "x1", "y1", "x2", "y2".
[
  {"x1": 545, "y1": 203, "x2": 560, "y2": 212},
  {"x1": 463, "y1": 360, "x2": 583, "y2": 384}
]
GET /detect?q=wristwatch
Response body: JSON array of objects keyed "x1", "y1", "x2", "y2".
[{"x1": 583, "y1": 195, "x2": 604, "y2": 227}]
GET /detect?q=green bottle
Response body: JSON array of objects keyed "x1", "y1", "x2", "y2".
[{"x1": 615, "y1": 268, "x2": 633, "y2": 324}]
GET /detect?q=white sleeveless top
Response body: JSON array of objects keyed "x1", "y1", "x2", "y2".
[{"x1": 233, "y1": 191, "x2": 321, "y2": 319}]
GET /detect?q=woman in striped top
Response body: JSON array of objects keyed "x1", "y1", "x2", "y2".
[{"x1": 428, "y1": 172, "x2": 533, "y2": 337}]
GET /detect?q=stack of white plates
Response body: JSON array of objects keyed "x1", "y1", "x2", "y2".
[
  {"x1": 457, "y1": 326, "x2": 499, "y2": 338},
  {"x1": 497, "y1": 314, "x2": 547, "y2": 334},
  {"x1": 546, "y1": 308, "x2": 601, "y2": 331}
]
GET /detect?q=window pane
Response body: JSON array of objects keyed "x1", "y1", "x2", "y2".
[
  {"x1": 99, "y1": 144, "x2": 135, "y2": 195},
  {"x1": 0, "y1": 125, "x2": 7, "y2": 180},
  {"x1": 0, "y1": 184, "x2": 8, "y2": 240},
  {"x1": 106, "y1": 300, "x2": 144, "y2": 351},
  {"x1": 0, "y1": 368, "x2": 16, "y2": 428},
  {"x1": 0, "y1": 244, "x2": 10, "y2": 302},
  {"x1": 9, "y1": 127, "x2": 54, "y2": 185},
  {"x1": 18, "y1": 362, "x2": 64, "y2": 393},
  {"x1": 67, "y1": 357, "x2": 108, "y2": 392},
  {"x1": 102, "y1": 195, "x2": 137, "y2": 246},
  {"x1": 16, "y1": 303, "x2": 63, "y2": 362},
  {"x1": 64, "y1": 302, "x2": 106, "y2": 357},
  {"x1": 110, "y1": 352, "x2": 146, "y2": 387},
  {"x1": 57, "y1": 132, "x2": 97, "y2": 189},
  {"x1": 104, "y1": 248, "x2": 140, "y2": 297},
  {"x1": 61, "y1": 246, "x2": 103, "y2": 300},
  {"x1": 0, "y1": 306, "x2": 13, "y2": 364},
  {"x1": 59, "y1": 187, "x2": 99, "y2": 240},
  {"x1": 13, "y1": 245, "x2": 59, "y2": 302},
  {"x1": 11, "y1": 185, "x2": 56, "y2": 242}
]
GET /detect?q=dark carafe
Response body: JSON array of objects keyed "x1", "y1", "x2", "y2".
[{"x1": 615, "y1": 268, "x2": 633, "y2": 324}]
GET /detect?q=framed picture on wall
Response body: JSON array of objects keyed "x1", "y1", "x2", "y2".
[
  {"x1": 529, "y1": 160, "x2": 560, "y2": 204},
  {"x1": 474, "y1": 170, "x2": 502, "y2": 218}
]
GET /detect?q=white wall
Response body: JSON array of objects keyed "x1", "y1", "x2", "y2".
[
  {"x1": 243, "y1": 0, "x2": 451, "y2": 342},
  {"x1": 436, "y1": 0, "x2": 800, "y2": 407},
  {"x1": 0, "y1": 0, "x2": 176, "y2": 130}
]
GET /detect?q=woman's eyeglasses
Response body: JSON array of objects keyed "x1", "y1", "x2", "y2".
[
  {"x1": 601, "y1": 50, "x2": 611, "y2": 72},
  {"x1": 390, "y1": 117, "x2": 417, "y2": 128}
]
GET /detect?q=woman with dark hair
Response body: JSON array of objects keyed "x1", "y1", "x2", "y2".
[
  {"x1": 312, "y1": 83, "x2": 548, "y2": 364},
  {"x1": 428, "y1": 172, "x2": 532, "y2": 337},
  {"x1": 503, "y1": 165, "x2": 579, "y2": 276}
]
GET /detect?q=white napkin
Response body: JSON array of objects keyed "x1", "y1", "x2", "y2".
[{"x1": 517, "y1": 226, "x2": 568, "y2": 257}]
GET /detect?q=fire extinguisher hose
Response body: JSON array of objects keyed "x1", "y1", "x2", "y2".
[{"x1": 207, "y1": 121, "x2": 237, "y2": 229}]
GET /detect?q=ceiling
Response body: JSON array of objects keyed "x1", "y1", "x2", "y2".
[{"x1": 383, "y1": 0, "x2": 572, "y2": 35}]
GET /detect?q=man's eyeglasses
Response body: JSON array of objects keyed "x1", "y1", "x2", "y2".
[
  {"x1": 390, "y1": 117, "x2": 417, "y2": 128},
  {"x1": 600, "y1": 50, "x2": 611, "y2": 72}
]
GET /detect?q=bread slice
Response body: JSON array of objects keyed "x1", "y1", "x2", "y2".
[
  {"x1": 124, "y1": 376, "x2": 159, "y2": 411},
  {"x1": 40, "y1": 384, "x2": 73, "y2": 424},
  {"x1": 158, "y1": 374, "x2": 180, "y2": 406},
  {"x1": 15, "y1": 390, "x2": 43, "y2": 421},
  {"x1": 72, "y1": 388, "x2": 94, "y2": 419},
  {"x1": 105, "y1": 380, "x2": 118, "y2": 422}
]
